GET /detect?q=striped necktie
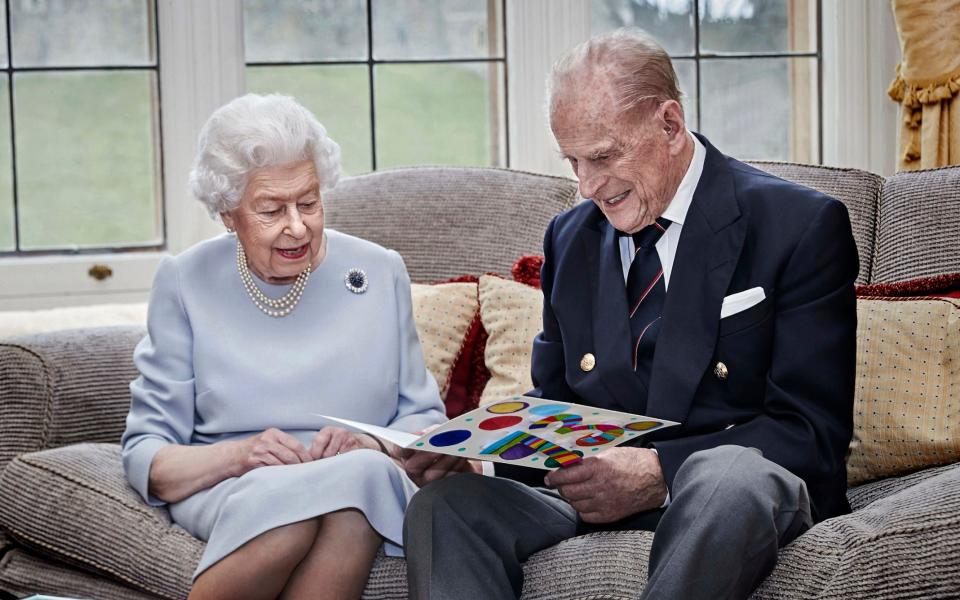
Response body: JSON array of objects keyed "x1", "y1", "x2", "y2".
[{"x1": 625, "y1": 217, "x2": 671, "y2": 390}]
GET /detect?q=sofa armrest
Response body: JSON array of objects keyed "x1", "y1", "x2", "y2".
[{"x1": 0, "y1": 326, "x2": 145, "y2": 475}]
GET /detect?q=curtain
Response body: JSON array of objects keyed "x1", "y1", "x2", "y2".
[{"x1": 888, "y1": 0, "x2": 960, "y2": 171}]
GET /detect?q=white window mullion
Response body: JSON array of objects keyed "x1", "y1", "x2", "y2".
[
  {"x1": 507, "y1": 0, "x2": 590, "y2": 177},
  {"x1": 159, "y1": 0, "x2": 245, "y2": 254}
]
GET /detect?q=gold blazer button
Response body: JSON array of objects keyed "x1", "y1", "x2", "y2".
[
  {"x1": 580, "y1": 353, "x2": 596, "y2": 372},
  {"x1": 714, "y1": 361, "x2": 729, "y2": 381}
]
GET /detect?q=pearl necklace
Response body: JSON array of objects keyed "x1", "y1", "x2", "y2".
[{"x1": 236, "y1": 242, "x2": 311, "y2": 318}]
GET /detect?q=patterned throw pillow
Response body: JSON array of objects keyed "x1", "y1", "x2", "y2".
[
  {"x1": 409, "y1": 281, "x2": 480, "y2": 410},
  {"x1": 477, "y1": 274, "x2": 544, "y2": 406},
  {"x1": 847, "y1": 296, "x2": 960, "y2": 485}
]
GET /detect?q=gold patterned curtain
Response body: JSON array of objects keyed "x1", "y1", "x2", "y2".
[{"x1": 888, "y1": 0, "x2": 960, "y2": 171}]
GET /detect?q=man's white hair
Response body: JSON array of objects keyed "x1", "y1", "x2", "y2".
[
  {"x1": 189, "y1": 93, "x2": 342, "y2": 218},
  {"x1": 547, "y1": 28, "x2": 682, "y2": 120}
]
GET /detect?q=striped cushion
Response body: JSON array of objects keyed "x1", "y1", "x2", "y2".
[
  {"x1": 0, "y1": 548, "x2": 159, "y2": 600},
  {"x1": 0, "y1": 326, "x2": 144, "y2": 476},
  {"x1": 748, "y1": 162, "x2": 880, "y2": 285},
  {"x1": 873, "y1": 166, "x2": 960, "y2": 283},
  {"x1": 325, "y1": 167, "x2": 578, "y2": 283}
]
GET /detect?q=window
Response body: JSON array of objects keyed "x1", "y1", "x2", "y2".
[
  {"x1": 0, "y1": 0, "x2": 162, "y2": 255},
  {"x1": 242, "y1": 0, "x2": 507, "y2": 176},
  {"x1": 591, "y1": 0, "x2": 820, "y2": 163}
]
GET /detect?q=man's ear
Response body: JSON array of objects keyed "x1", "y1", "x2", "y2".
[{"x1": 658, "y1": 100, "x2": 686, "y2": 149}]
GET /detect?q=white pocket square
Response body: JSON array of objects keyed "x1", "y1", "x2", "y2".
[{"x1": 720, "y1": 287, "x2": 766, "y2": 319}]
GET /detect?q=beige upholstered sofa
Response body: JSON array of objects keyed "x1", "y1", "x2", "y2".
[{"x1": 1, "y1": 164, "x2": 959, "y2": 599}]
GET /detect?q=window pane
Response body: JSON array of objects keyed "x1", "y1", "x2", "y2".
[
  {"x1": 699, "y1": 0, "x2": 816, "y2": 54},
  {"x1": 699, "y1": 57, "x2": 818, "y2": 162},
  {"x1": 674, "y1": 58, "x2": 697, "y2": 130},
  {"x1": 375, "y1": 63, "x2": 504, "y2": 168},
  {"x1": 591, "y1": 0, "x2": 695, "y2": 55},
  {"x1": 0, "y1": 77, "x2": 11, "y2": 251},
  {"x1": 246, "y1": 65, "x2": 372, "y2": 175},
  {"x1": 11, "y1": 0, "x2": 153, "y2": 68},
  {"x1": 373, "y1": 0, "x2": 503, "y2": 60},
  {"x1": 243, "y1": 0, "x2": 368, "y2": 62},
  {"x1": 15, "y1": 71, "x2": 161, "y2": 250}
]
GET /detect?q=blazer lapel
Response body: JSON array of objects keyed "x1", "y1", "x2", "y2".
[
  {"x1": 646, "y1": 137, "x2": 747, "y2": 423},
  {"x1": 585, "y1": 219, "x2": 648, "y2": 411}
]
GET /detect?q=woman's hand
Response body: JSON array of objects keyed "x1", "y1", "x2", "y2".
[
  {"x1": 232, "y1": 427, "x2": 314, "y2": 475},
  {"x1": 309, "y1": 427, "x2": 380, "y2": 460}
]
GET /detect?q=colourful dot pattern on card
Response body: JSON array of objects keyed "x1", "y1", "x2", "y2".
[
  {"x1": 528, "y1": 404, "x2": 570, "y2": 416},
  {"x1": 558, "y1": 424, "x2": 626, "y2": 446},
  {"x1": 429, "y1": 429, "x2": 472, "y2": 447},
  {"x1": 480, "y1": 430, "x2": 583, "y2": 467},
  {"x1": 487, "y1": 401, "x2": 529, "y2": 414},
  {"x1": 626, "y1": 421, "x2": 662, "y2": 431},
  {"x1": 479, "y1": 415, "x2": 523, "y2": 430},
  {"x1": 529, "y1": 413, "x2": 583, "y2": 429}
]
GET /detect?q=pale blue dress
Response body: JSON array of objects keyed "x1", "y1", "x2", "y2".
[{"x1": 121, "y1": 230, "x2": 446, "y2": 578}]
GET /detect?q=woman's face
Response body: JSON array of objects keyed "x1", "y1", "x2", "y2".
[{"x1": 221, "y1": 160, "x2": 326, "y2": 285}]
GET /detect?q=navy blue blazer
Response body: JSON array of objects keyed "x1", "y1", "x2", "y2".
[{"x1": 503, "y1": 135, "x2": 858, "y2": 522}]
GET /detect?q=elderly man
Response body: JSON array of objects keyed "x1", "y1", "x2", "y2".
[{"x1": 402, "y1": 29, "x2": 858, "y2": 600}]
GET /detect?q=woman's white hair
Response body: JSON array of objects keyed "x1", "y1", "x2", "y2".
[{"x1": 189, "y1": 93, "x2": 342, "y2": 218}]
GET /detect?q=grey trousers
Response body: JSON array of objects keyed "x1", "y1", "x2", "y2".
[{"x1": 403, "y1": 445, "x2": 812, "y2": 600}]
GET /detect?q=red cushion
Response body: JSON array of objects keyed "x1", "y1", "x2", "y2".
[
  {"x1": 511, "y1": 255, "x2": 544, "y2": 289},
  {"x1": 857, "y1": 272, "x2": 960, "y2": 298}
]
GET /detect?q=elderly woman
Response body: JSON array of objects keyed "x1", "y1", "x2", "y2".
[{"x1": 121, "y1": 93, "x2": 447, "y2": 600}]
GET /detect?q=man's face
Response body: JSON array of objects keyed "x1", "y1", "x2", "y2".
[{"x1": 551, "y1": 78, "x2": 682, "y2": 235}]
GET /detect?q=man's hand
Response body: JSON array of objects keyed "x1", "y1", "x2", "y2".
[
  {"x1": 399, "y1": 448, "x2": 482, "y2": 487},
  {"x1": 544, "y1": 447, "x2": 667, "y2": 523}
]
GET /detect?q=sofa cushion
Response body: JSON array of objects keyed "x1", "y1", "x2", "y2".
[
  {"x1": 0, "y1": 548, "x2": 159, "y2": 600},
  {"x1": 0, "y1": 443, "x2": 200, "y2": 599},
  {"x1": 847, "y1": 297, "x2": 960, "y2": 485},
  {"x1": 873, "y1": 165, "x2": 960, "y2": 283},
  {"x1": 410, "y1": 281, "x2": 479, "y2": 404},
  {"x1": 847, "y1": 462, "x2": 959, "y2": 512},
  {"x1": 0, "y1": 327, "x2": 144, "y2": 475},
  {"x1": 477, "y1": 275, "x2": 544, "y2": 405},
  {"x1": 521, "y1": 530, "x2": 654, "y2": 599},
  {"x1": 748, "y1": 162, "x2": 881, "y2": 285},
  {"x1": 751, "y1": 463, "x2": 960, "y2": 599},
  {"x1": 324, "y1": 167, "x2": 578, "y2": 283}
]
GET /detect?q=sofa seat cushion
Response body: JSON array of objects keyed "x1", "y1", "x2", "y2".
[
  {"x1": 0, "y1": 547, "x2": 159, "y2": 600},
  {"x1": 751, "y1": 462, "x2": 960, "y2": 599},
  {"x1": 0, "y1": 443, "x2": 201, "y2": 599},
  {"x1": 521, "y1": 530, "x2": 654, "y2": 599}
]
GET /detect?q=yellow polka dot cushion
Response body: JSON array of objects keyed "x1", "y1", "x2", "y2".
[
  {"x1": 847, "y1": 296, "x2": 960, "y2": 485},
  {"x1": 477, "y1": 274, "x2": 544, "y2": 406},
  {"x1": 410, "y1": 281, "x2": 480, "y2": 408}
]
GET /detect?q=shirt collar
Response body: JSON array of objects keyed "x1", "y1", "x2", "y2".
[{"x1": 660, "y1": 131, "x2": 705, "y2": 226}]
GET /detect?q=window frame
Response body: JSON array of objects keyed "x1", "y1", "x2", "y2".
[
  {"x1": 0, "y1": 0, "x2": 242, "y2": 310},
  {"x1": 243, "y1": 0, "x2": 509, "y2": 172},
  {"x1": 0, "y1": 0, "x2": 899, "y2": 310}
]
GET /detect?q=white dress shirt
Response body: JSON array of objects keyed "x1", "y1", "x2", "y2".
[{"x1": 618, "y1": 132, "x2": 706, "y2": 287}]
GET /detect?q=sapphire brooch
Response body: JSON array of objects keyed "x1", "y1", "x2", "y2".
[{"x1": 345, "y1": 268, "x2": 368, "y2": 294}]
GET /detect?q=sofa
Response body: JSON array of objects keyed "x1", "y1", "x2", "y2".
[{"x1": 0, "y1": 163, "x2": 958, "y2": 599}]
